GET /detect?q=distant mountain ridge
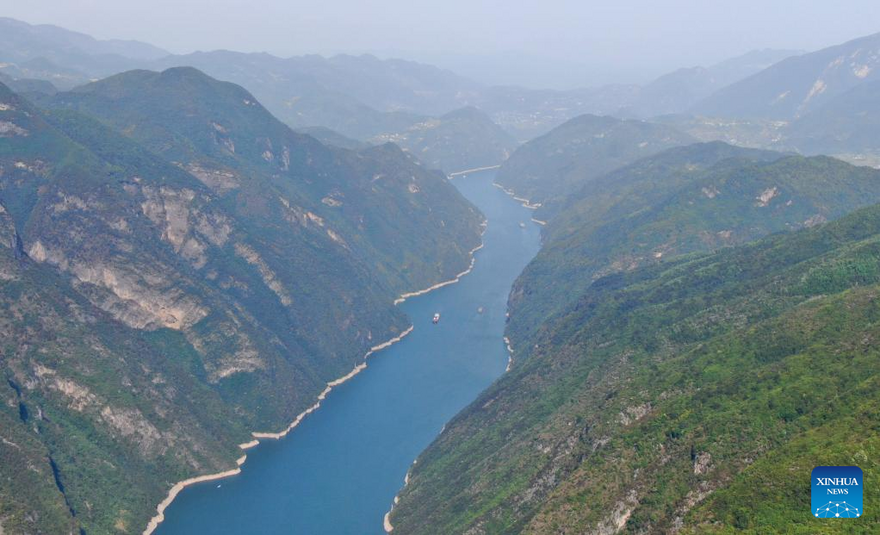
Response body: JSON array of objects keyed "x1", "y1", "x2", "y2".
[
  {"x1": 0, "y1": 71, "x2": 57, "y2": 95},
  {"x1": 695, "y1": 32, "x2": 880, "y2": 120},
  {"x1": 0, "y1": 17, "x2": 802, "y2": 146},
  {"x1": 370, "y1": 106, "x2": 516, "y2": 173},
  {"x1": 623, "y1": 48, "x2": 800, "y2": 118},
  {"x1": 0, "y1": 17, "x2": 169, "y2": 60},
  {"x1": 506, "y1": 143, "x2": 880, "y2": 344},
  {"x1": 495, "y1": 114, "x2": 695, "y2": 214},
  {"x1": 0, "y1": 17, "x2": 169, "y2": 88},
  {"x1": 784, "y1": 78, "x2": 880, "y2": 155}
]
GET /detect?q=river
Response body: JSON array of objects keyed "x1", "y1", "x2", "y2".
[{"x1": 155, "y1": 169, "x2": 541, "y2": 535}]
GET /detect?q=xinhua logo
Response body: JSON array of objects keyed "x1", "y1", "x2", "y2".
[{"x1": 812, "y1": 466, "x2": 863, "y2": 518}]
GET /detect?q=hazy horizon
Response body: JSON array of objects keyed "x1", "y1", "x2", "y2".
[{"x1": 2, "y1": 1, "x2": 879, "y2": 88}]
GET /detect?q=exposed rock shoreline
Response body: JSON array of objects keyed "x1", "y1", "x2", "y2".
[
  {"x1": 491, "y1": 183, "x2": 549, "y2": 225},
  {"x1": 394, "y1": 236, "x2": 486, "y2": 305},
  {"x1": 447, "y1": 164, "x2": 502, "y2": 177},
  {"x1": 383, "y1": 463, "x2": 414, "y2": 532}
]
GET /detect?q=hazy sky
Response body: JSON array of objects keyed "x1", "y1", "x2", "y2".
[{"x1": 2, "y1": 0, "x2": 880, "y2": 88}]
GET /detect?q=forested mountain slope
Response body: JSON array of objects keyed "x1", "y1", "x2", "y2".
[
  {"x1": 508, "y1": 143, "x2": 880, "y2": 343},
  {"x1": 390, "y1": 181, "x2": 880, "y2": 535},
  {"x1": 494, "y1": 114, "x2": 694, "y2": 215},
  {"x1": 0, "y1": 71, "x2": 482, "y2": 534},
  {"x1": 372, "y1": 106, "x2": 516, "y2": 173}
]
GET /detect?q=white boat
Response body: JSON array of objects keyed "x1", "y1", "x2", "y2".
[
  {"x1": 433, "y1": 313, "x2": 440, "y2": 324},
  {"x1": 519, "y1": 222, "x2": 526, "y2": 228}
]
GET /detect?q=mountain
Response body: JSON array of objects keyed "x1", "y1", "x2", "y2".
[
  {"x1": 0, "y1": 18, "x2": 589, "y2": 143},
  {"x1": 475, "y1": 50, "x2": 796, "y2": 142},
  {"x1": 149, "y1": 50, "x2": 468, "y2": 139},
  {"x1": 371, "y1": 106, "x2": 517, "y2": 173},
  {"x1": 101, "y1": 52, "x2": 515, "y2": 173},
  {"x1": 0, "y1": 17, "x2": 168, "y2": 62},
  {"x1": 149, "y1": 51, "x2": 638, "y2": 144},
  {"x1": 624, "y1": 49, "x2": 800, "y2": 118},
  {"x1": 0, "y1": 71, "x2": 57, "y2": 95},
  {"x1": 294, "y1": 125, "x2": 370, "y2": 151},
  {"x1": 708, "y1": 48, "x2": 804, "y2": 87},
  {"x1": 506, "y1": 142, "x2": 782, "y2": 340},
  {"x1": 0, "y1": 69, "x2": 482, "y2": 535},
  {"x1": 784, "y1": 79, "x2": 880, "y2": 156},
  {"x1": 659, "y1": 78, "x2": 880, "y2": 164},
  {"x1": 651, "y1": 113, "x2": 788, "y2": 153},
  {"x1": 507, "y1": 144, "x2": 880, "y2": 344},
  {"x1": 1, "y1": 18, "x2": 799, "y2": 147},
  {"x1": 695, "y1": 32, "x2": 880, "y2": 120},
  {"x1": 494, "y1": 114, "x2": 694, "y2": 213},
  {"x1": 0, "y1": 17, "x2": 169, "y2": 88},
  {"x1": 283, "y1": 53, "x2": 481, "y2": 116},
  {"x1": 389, "y1": 161, "x2": 880, "y2": 534},
  {"x1": 474, "y1": 84, "x2": 641, "y2": 142},
  {"x1": 0, "y1": 55, "x2": 94, "y2": 90}
]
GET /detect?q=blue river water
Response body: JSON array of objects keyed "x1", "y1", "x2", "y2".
[{"x1": 156, "y1": 170, "x2": 541, "y2": 535}]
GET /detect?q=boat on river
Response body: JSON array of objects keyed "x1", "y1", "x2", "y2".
[{"x1": 433, "y1": 313, "x2": 441, "y2": 324}]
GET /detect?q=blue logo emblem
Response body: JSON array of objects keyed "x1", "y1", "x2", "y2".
[{"x1": 812, "y1": 466, "x2": 863, "y2": 518}]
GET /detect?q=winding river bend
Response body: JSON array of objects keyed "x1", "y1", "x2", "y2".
[{"x1": 156, "y1": 170, "x2": 541, "y2": 535}]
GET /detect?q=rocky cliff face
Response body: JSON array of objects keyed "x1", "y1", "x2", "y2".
[{"x1": 0, "y1": 72, "x2": 483, "y2": 535}]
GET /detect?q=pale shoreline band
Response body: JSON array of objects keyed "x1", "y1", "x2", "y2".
[
  {"x1": 384, "y1": 321, "x2": 516, "y2": 533},
  {"x1": 142, "y1": 225, "x2": 488, "y2": 535},
  {"x1": 447, "y1": 164, "x2": 501, "y2": 177},
  {"x1": 142, "y1": 455, "x2": 248, "y2": 535},
  {"x1": 383, "y1": 461, "x2": 415, "y2": 532},
  {"x1": 491, "y1": 182, "x2": 548, "y2": 224},
  {"x1": 394, "y1": 238, "x2": 486, "y2": 305}
]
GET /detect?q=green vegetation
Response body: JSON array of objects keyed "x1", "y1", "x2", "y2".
[
  {"x1": 508, "y1": 143, "x2": 880, "y2": 348},
  {"x1": 0, "y1": 70, "x2": 482, "y2": 535},
  {"x1": 494, "y1": 113, "x2": 694, "y2": 214},
  {"x1": 391, "y1": 151, "x2": 880, "y2": 533},
  {"x1": 370, "y1": 106, "x2": 516, "y2": 174}
]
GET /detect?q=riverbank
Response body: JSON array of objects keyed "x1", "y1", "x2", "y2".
[
  {"x1": 143, "y1": 328, "x2": 414, "y2": 535},
  {"x1": 383, "y1": 463, "x2": 414, "y2": 532},
  {"x1": 142, "y1": 228, "x2": 488, "y2": 535},
  {"x1": 148, "y1": 169, "x2": 540, "y2": 535},
  {"x1": 503, "y1": 336, "x2": 515, "y2": 372},
  {"x1": 491, "y1": 183, "x2": 548, "y2": 225},
  {"x1": 142, "y1": 455, "x2": 248, "y2": 535},
  {"x1": 251, "y1": 325, "x2": 415, "y2": 441},
  {"x1": 447, "y1": 164, "x2": 501, "y2": 177},
  {"x1": 394, "y1": 230, "x2": 486, "y2": 305},
  {"x1": 383, "y1": 176, "x2": 526, "y2": 534}
]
